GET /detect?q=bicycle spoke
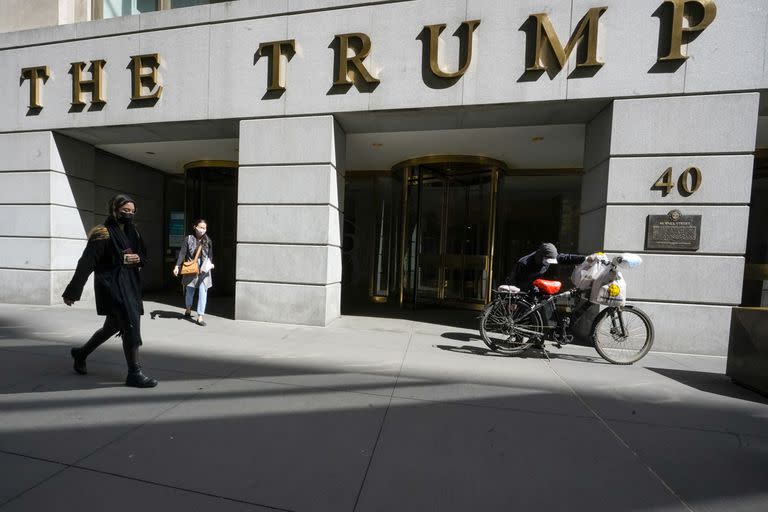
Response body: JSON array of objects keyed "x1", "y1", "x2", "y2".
[
  {"x1": 480, "y1": 296, "x2": 544, "y2": 354},
  {"x1": 593, "y1": 308, "x2": 653, "y2": 364}
]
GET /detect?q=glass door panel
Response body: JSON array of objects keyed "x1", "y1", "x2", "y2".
[
  {"x1": 443, "y1": 173, "x2": 492, "y2": 303},
  {"x1": 416, "y1": 178, "x2": 445, "y2": 301},
  {"x1": 399, "y1": 162, "x2": 497, "y2": 308}
]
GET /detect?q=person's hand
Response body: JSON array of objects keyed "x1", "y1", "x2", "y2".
[
  {"x1": 64, "y1": 298, "x2": 76, "y2": 306},
  {"x1": 124, "y1": 253, "x2": 141, "y2": 265},
  {"x1": 172, "y1": 266, "x2": 179, "y2": 276}
]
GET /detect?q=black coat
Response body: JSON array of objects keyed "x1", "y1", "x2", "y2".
[
  {"x1": 62, "y1": 222, "x2": 147, "y2": 318},
  {"x1": 507, "y1": 251, "x2": 585, "y2": 290}
]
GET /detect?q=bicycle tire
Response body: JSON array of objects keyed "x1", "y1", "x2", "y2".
[
  {"x1": 479, "y1": 297, "x2": 544, "y2": 355},
  {"x1": 591, "y1": 305, "x2": 654, "y2": 365}
]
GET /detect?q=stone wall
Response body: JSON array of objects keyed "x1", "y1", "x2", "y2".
[
  {"x1": 579, "y1": 93, "x2": 759, "y2": 355},
  {"x1": 1, "y1": 0, "x2": 766, "y2": 132},
  {"x1": 0, "y1": 131, "x2": 164, "y2": 305}
]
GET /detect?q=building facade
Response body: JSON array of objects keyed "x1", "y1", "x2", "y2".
[{"x1": 1, "y1": 0, "x2": 766, "y2": 355}]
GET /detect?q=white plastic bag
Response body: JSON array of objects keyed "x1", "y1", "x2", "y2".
[
  {"x1": 200, "y1": 258, "x2": 215, "y2": 273},
  {"x1": 571, "y1": 254, "x2": 608, "y2": 290},
  {"x1": 590, "y1": 270, "x2": 627, "y2": 306}
]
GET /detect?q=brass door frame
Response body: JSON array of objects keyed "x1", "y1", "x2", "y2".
[{"x1": 394, "y1": 155, "x2": 507, "y2": 309}]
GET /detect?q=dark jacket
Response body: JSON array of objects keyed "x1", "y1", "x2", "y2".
[
  {"x1": 507, "y1": 250, "x2": 585, "y2": 290},
  {"x1": 62, "y1": 221, "x2": 147, "y2": 318}
]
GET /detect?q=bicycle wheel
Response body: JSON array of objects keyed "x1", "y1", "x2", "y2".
[
  {"x1": 479, "y1": 297, "x2": 544, "y2": 355},
  {"x1": 591, "y1": 305, "x2": 654, "y2": 364}
]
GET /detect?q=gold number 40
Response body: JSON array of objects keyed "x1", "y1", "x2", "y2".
[{"x1": 652, "y1": 167, "x2": 702, "y2": 197}]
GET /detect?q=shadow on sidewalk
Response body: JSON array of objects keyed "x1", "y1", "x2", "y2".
[
  {"x1": 143, "y1": 291, "x2": 235, "y2": 320},
  {"x1": 341, "y1": 301, "x2": 479, "y2": 330},
  {"x1": 648, "y1": 367, "x2": 768, "y2": 406},
  {"x1": 440, "y1": 331, "x2": 484, "y2": 343},
  {"x1": 2, "y1": 314, "x2": 768, "y2": 512},
  {"x1": 435, "y1": 344, "x2": 606, "y2": 364}
]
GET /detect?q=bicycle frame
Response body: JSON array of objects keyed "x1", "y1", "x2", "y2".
[
  {"x1": 492, "y1": 256, "x2": 634, "y2": 342},
  {"x1": 509, "y1": 288, "x2": 626, "y2": 342}
]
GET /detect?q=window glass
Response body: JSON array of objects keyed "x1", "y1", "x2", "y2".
[
  {"x1": 102, "y1": 0, "x2": 158, "y2": 19},
  {"x1": 171, "y1": 0, "x2": 208, "y2": 7},
  {"x1": 172, "y1": 0, "x2": 230, "y2": 7},
  {"x1": 99, "y1": 0, "x2": 231, "y2": 19}
]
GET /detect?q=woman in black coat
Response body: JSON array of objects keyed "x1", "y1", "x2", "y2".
[{"x1": 62, "y1": 194, "x2": 157, "y2": 388}]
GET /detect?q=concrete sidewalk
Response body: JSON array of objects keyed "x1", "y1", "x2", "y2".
[{"x1": 1, "y1": 301, "x2": 767, "y2": 512}]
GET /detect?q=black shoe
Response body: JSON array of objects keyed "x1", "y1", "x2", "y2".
[
  {"x1": 125, "y1": 370, "x2": 158, "y2": 388},
  {"x1": 184, "y1": 310, "x2": 192, "y2": 318},
  {"x1": 71, "y1": 347, "x2": 87, "y2": 375},
  {"x1": 196, "y1": 319, "x2": 206, "y2": 327}
]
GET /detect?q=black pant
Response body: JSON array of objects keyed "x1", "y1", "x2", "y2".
[{"x1": 80, "y1": 312, "x2": 142, "y2": 372}]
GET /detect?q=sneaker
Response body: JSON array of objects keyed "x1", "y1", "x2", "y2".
[
  {"x1": 71, "y1": 347, "x2": 87, "y2": 375},
  {"x1": 125, "y1": 370, "x2": 158, "y2": 388}
]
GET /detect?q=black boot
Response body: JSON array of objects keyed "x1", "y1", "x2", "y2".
[
  {"x1": 126, "y1": 368, "x2": 158, "y2": 388},
  {"x1": 71, "y1": 347, "x2": 87, "y2": 375},
  {"x1": 74, "y1": 319, "x2": 120, "y2": 375},
  {"x1": 123, "y1": 339, "x2": 157, "y2": 388}
]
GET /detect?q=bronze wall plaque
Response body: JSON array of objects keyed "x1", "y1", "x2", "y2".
[{"x1": 646, "y1": 209, "x2": 702, "y2": 251}]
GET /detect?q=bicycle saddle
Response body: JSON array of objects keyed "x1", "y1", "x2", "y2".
[{"x1": 533, "y1": 279, "x2": 562, "y2": 295}]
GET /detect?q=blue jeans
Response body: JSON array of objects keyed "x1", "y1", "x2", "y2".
[{"x1": 185, "y1": 279, "x2": 208, "y2": 316}]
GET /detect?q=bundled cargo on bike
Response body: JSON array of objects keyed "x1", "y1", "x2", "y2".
[
  {"x1": 591, "y1": 272, "x2": 627, "y2": 307},
  {"x1": 571, "y1": 253, "x2": 642, "y2": 307},
  {"x1": 571, "y1": 253, "x2": 608, "y2": 290}
]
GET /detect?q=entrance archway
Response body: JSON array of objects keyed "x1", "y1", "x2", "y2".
[
  {"x1": 183, "y1": 160, "x2": 238, "y2": 297},
  {"x1": 342, "y1": 155, "x2": 582, "y2": 314},
  {"x1": 394, "y1": 156, "x2": 506, "y2": 309}
]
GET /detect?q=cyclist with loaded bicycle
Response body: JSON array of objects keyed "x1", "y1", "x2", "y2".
[
  {"x1": 505, "y1": 242, "x2": 587, "y2": 291},
  {"x1": 504, "y1": 243, "x2": 588, "y2": 348},
  {"x1": 481, "y1": 243, "x2": 654, "y2": 363}
]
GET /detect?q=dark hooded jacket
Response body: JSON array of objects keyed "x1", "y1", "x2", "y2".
[
  {"x1": 62, "y1": 217, "x2": 147, "y2": 333},
  {"x1": 506, "y1": 243, "x2": 585, "y2": 290}
]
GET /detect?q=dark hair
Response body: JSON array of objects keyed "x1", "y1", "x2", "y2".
[
  {"x1": 192, "y1": 219, "x2": 210, "y2": 246},
  {"x1": 108, "y1": 194, "x2": 136, "y2": 218}
]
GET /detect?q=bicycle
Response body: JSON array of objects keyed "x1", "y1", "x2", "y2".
[{"x1": 479, "y1": 255, "x2": 655, "y2": 365}]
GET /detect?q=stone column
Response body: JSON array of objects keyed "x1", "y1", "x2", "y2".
[
  {"x1": 236, "y1": 116, "x2": 345, "y2": 326},
  {"x1": 0, "y1": 132, "x2": 95, "y2": 305},
  {"x1": 580, "y1": 93, "x2": 759, "y2": 355}
]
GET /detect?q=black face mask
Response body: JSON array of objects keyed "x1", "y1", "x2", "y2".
[{"x1": 117, "y1": 212, "x2": 134, "y2": 224}]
